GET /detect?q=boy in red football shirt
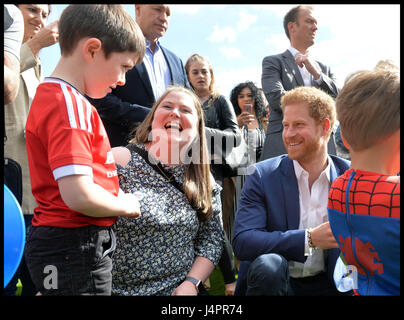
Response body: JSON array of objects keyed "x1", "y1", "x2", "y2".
[
  {"x1": 24, "y1": 5, "x2": 146, "y2": 295},
  {"x1": 328, "y1": 69, "x2": 400, "y2": 295}
]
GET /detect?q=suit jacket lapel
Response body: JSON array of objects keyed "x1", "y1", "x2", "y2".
[
  {"x1": 280, "y1": 157, "x2": 300, "y2": 229},
  {"x1": 160, "y1": 46, "x2": 174, "y2": 84},
  {"x1": 329, "y1": 158, "x2": 339, "y2": 183},
  {"x1": 282, "y1": 50, "x2": 304, "y2": 87},
  {"x1": 135, "y1": 62, "x2": 155, "y2": 101},
  {"x1": 310, "y1": 60, "x2": 322, "y2": 86}
]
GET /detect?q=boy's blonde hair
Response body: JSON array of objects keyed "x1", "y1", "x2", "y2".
[
  {"x1": 281, "y1": 86, "x2": 336, "y2": 140},
  {"x1": 336, "y1": 69, "x2": 400, "y2": 151},
  {"x1": 59, "y1": 5, "x2": 145, "y2": 60}
]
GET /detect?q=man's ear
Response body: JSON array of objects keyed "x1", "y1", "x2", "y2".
[
  {"x1": 82, "y1": 38, "x2": 102, "y2": 62},
  {"x1": 322, "y1": 118, "x2": 331, "y2": 138},
  {"x1": 135, "y1": 4, "x2": 142, "y2": 17},
  {"x1": 288, "y1": 21, "x2": 295, "y2": 37}
]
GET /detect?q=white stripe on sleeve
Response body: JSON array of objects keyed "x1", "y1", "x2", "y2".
[
  {"x1": 53, "y1": 164, "x2": 93, "y2": 181},
  {"x1": 72, "y1": 89, "x2": 87, "y2": 130},
  {"x1": 84, "y1": 99, "x2": 93, "y2": 133},
  {"x1": 60, "y1": 83, "x2": 77, "y2": 129}
]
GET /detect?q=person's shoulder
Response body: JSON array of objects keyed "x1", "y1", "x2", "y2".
[
  {"x1": 4, "y1": 4, "x2": 23, "y2": 26},
  {"x1": 255, "y1": 154, "x2": 289, "y2": 174},
  {"x1": 160, "y1": 45, "x2": 181, "y2": 60},
  {"x1": 213, "y1": 94, "x2": 231, "y2": 105},
  {"x1": 112, "y1": 146, "x2": 131, "y2": 167},
  {"x1": 330, "y1": 155, "x2": 351, "y2": 171},
  {"x1": 262, "y1": 51, "x2": 287, "y2": 61}
]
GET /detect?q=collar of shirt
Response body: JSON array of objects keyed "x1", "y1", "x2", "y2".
[
  {"x1": 146, "y1": 38, "x2": 161, "y2": 55},
  {"x1": 288, "y1": 46, "x2": 301, "y2": 58},
  {"x1": 144, "y1": 38, "x2": 171, "y2": 101},
  {"x1": 292, "y1": 155, "x2": 331, "y2": 184}
]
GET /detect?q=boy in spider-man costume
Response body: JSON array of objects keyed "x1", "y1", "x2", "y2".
[{"x1": 328, "y1": 68, "x2": 400, "y2": 295}]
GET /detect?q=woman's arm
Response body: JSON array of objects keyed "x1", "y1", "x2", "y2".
[{"x1": 171, "y1": 256, "x2": 215, "y2": 296}]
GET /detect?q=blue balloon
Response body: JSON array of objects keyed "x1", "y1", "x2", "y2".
[{"x1": 4, "y1": 184, "x2": 26, "y2": 288}]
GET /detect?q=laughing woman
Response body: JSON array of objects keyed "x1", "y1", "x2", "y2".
[{"x1": 111, "y1": 86, "x2": 225, "y2": 296}]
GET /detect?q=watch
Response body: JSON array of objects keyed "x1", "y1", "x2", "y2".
[
  {"x1": 185, "y1": 276, "x2": 201, "y2": 292},
  {"x1": 307, "y1": 228, "x2": 316, "y2": 249}
]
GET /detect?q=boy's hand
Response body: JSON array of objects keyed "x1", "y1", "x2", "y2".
[{"x1": 118, "y1": 192, "x2": 141, "y2": 218}]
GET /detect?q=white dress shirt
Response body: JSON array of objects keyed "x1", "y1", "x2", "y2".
[
  {"x1": 288, "y1": 157, "x2": 331, "y2": 278},
  {"x1": 288, "y1": 46, "x2": 322, "y2": 87},
  {"x1": 143, "y1": 39, "x2": 172, "y2": 101}
]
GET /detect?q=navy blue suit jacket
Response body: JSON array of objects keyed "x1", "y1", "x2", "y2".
[
  {"x1": 232, "y1": 154, "x2": 350, "y2": 294},
  {"x1": 87, "y1": 45, "x2": 190, "y2": 147}
]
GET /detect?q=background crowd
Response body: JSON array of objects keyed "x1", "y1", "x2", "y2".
[{"x1": 4, "y1": 4, "x2": 399, "y2": 296}]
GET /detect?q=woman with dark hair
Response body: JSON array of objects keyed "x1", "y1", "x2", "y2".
[
  {"x1": 228, "y1": 82, "x2": 266, "y2": 269},
  {"x1": 230, "y1": 81, "x2": 266, "y2": 163},
  {"x1": 185, "y1": 53, "x2": 240, "y2": 296}
]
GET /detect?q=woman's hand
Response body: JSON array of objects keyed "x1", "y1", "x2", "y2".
[
  {"x1": 26, "y1": 20, "x2": 59, "y2": 56},
  {"x1": 237, "y1": 112, "x2": 254, "y2": 127},
  {"x1": 171, "y1": 280, "x2": 198, "y2": 296}
]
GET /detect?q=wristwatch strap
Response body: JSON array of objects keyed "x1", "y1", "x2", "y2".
[{"x1": 185, "y1": 276, "x2": 201, "y2": 292}]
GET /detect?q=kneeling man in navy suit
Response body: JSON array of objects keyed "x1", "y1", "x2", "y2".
[{"x1": 232, "y1": 86, "x2": 351, "y2": 296}]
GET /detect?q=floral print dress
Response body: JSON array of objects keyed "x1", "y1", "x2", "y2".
[{"x1": 112, "y1": 144, "x2": 224, "y2": 295}]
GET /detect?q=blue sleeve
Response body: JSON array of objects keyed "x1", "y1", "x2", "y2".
[
  {"x1": 87, "y1": 93, "x2": 150, "y2": 127},
  {"x1": 232, "y1": 164, "x2": 306, "y2": 262}
]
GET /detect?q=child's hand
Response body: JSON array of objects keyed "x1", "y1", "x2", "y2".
[{"x1": 119, "y1": 192, "x2": 141, "y2": 218}]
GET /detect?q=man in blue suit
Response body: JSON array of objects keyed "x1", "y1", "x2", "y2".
[
  {"x1": 232, "y1": 86, "x2": 351, "y2": 296},
  {"x1": 88, "y1": 5, "x2": 190, "y2": 147}
]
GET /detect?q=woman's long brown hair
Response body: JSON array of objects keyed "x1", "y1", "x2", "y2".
[{"x1": 131, "y1": 86, "x2": 213, "y2": 222}]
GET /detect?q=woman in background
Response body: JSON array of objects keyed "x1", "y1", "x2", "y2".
[
  {"x1": 229, "y1": 81, "x2": 266, "y2": 269},
  {"x1": 185, "y1": 53, "x2": 239, "y2": 295},
  {"x1": 230, "y1": 81, "x2": 266, "y2": 163}
]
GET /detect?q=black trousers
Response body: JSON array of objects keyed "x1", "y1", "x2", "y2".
[{"x1": 25, "y1": 225, "x2": 115, "y2": 295}]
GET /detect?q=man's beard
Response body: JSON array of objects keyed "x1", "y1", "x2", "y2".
[{"x1": 284, "y1": 135, "x2": 322, "y2": 163}]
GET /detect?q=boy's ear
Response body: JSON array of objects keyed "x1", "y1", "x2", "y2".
[
  {"x1": 82, "y1": 38, "x2": 102, "y2": 62},
  {"x1": 340, "y1": 130, "x2": 350, "y2": 150}
]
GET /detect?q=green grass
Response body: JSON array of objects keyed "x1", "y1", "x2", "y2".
[
  {"x1": 14, "y1": 265, "x2": 236, "y2": 296},
  {"x1": 16, "y1": 279, "x2": 22, "y2": 296},
  {"x1": 207, "y1": 254, "x2": 238, "y2": 296},
  {"x1": 207, "y1": 266, "x2": 226, "y2": 296}
]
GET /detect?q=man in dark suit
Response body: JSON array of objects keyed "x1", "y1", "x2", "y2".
[
  {"x1": 233, "y1": 86, "x2": 351, "y2": 296},
  {"x1": 88, "y1": 5, "x2": 190, "y2": 147},
  {"x1": 260, "y1": 5, "x2": 338, "y2": 160}
]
